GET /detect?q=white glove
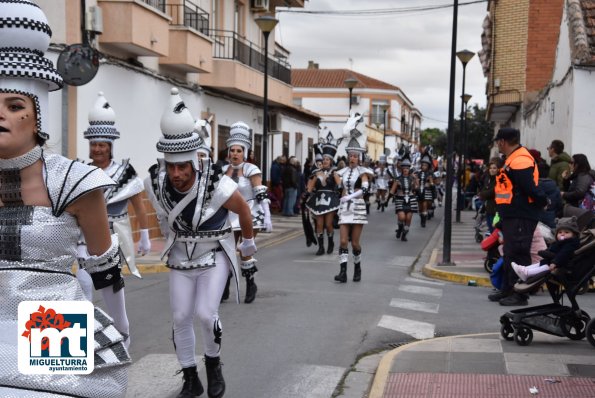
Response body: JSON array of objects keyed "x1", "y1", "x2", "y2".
[
  {"x1": 238, "y1": 237, "x2": 257, "y2": 257},
  {"x1": 137, "y1": 229, "x2": 151, "y2": 256},
  {"x1": 340, "y1": 190, "x2": 363, "y2": 203},
  {"x1": 262, "y1": 201, "x2": 273, "y2": 233}
]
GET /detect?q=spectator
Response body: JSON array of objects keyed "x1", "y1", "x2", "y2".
[
  {"x1": 294, "y1": 160, "x2": 304, "y2": 215},
  {"x1": 547, "y1": 139, "x2": 572, "y2": 189},
  {"x1": 561, "y1": 153, "x2": 595, "y2": 208},
  {"x1": 270, "y1": 156, "x2": 285, "y2": 212},
  {"x1": 282, "y1": 156, "x2": 299, "y2": 216},
  {"x1": 478, "y1": 157, "x2": 501, "y2": 232},
  {"x1": 537, "y1": 162, "x2": 562, "y2": 229},
  {"x1": 489, "y1": 128, "x2": 547, "y2": 306}
]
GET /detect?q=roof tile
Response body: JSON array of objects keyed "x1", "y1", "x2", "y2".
[{"x1": 292, "y1": 68, "x2": 400, "y2": 91}]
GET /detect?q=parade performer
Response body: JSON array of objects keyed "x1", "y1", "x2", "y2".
[
  {"x1": 388, "y1": 152, "x2": 419, "y2": 242},
  {"x1": 221, "y1": 121, "x2": 272, "y2": 303},
  {"x1": 0, "y1": 1, "x2": 130, "y2": 395},
  {"x1": 145, "y1": 88, "x2": 255, "y2": 398},
  {"x1": 333, "y1": 112, "x2": 374, "y2": 282},
  {"x1": 375, "y1": 154, "x2": 390, "y2": 212},
  {"x1": 305, "y1": 131, "x2": 340, "y2": 255},
  {"x1": 77, "y1": 92, "x2": 150, "y2": 347},
  {"x1": 416, "y1": 150, "x2": 435, "y2": 227}
]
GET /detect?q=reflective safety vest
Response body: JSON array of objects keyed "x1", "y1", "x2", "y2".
[{"x1": 494, "y1": 147, "x2": 538, "y2": 205}]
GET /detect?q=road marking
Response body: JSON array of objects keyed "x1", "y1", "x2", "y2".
[
  {"x1": 262, "y1": 364, "x2": 345, "y2": 398},
  {"x1": 378, "y1": 315, "x2": 435, "y2": 339},
  {"x1": 390, "y1": 298, "x2": 439, "y2": 314},
  {"x1": 403, "y1": 276, "x2": 445, "y2": 286},
  {"x1": 398, "y1": 284, "x2": 443, "y2": 298},
  {"x1": 126, "y1": 354, "x2": 194, "y2": 398}
]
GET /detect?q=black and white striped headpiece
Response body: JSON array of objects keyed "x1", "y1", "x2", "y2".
[
  {"x1": 0, "y1": 0, "x2": 63, "y2": 141},
  {"x1": 157, "y1": 87, "x2": 202, "y2": 170},
  {"x1": 226, "y1": 121, "x2": 252, "y2": 160},
  {"x1": 84, "y1": 92, "x2": 120, "y2": 143}
]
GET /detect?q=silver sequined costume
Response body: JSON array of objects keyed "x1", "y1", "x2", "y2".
[
  {"x1": 222, "y1": 162, "x2": 265, "y2": 231},
  {"x1": 336, "y1": 166, "x2": 374, "y2": 224},
  {"x1": 0, "y1": 150, "x2": 130, "y2": 398}
]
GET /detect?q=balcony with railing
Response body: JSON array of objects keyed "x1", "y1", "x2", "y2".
[
  {"x1": 98, "y1": 0, "x2": 170, "y2": 56},
  {"x1": 199, "y1": 29, "x2": 293, "y2": 106},
  {"x1": 159, "y1": 1, "x2": 213, "y2": 73}
]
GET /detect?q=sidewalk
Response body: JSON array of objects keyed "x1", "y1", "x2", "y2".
[
  {"x1": 126, "y1": 212, "x2": 303, "y2": 274},
  {"x1": 369, "y1": 209, "x2": 595, "y2": 398}
]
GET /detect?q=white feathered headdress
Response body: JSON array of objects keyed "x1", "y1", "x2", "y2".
[{"x1": 342, "y1": 111, "x2": 366, "y2": 156}]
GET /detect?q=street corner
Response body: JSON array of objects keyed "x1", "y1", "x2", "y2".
[{"x1": 421, "y1": 249, "x2": 492, "y2": 287}]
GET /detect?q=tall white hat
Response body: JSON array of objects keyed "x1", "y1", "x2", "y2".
[
  {"x1": 226, "y1": 121, "x2": 252, "y2": 160},
  {"x1": 84, "y1": 92, "x2": 120, "y2": 143},
  {"x1": 194, "y1": 116, "x2": 212, "y2": 156},
  {"x1": 342, "y1": 111, "x2": 367, "y2": 157},
  {"x1": 0, "y1": 0, "x2": 64, "y2": 141},
  {"x1": 156, "y1": 88, "x2": 202, "y2": 170}
]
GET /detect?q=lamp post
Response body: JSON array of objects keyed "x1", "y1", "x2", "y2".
[
  {"x1": 381, "y1": 104, "x2": 390, "y2": 155},
  {"x1": 255, "y1": 14, "x2": 279, "y2": 184},
  {"x1": 454, "y1": 49, "x2": 475, "y2": 223},
  {"x1": 344, "y1": 77, "x2": 358, "y2": 112},
  {"x1": 462, "y1": 93, "x2": 472, "y2": 186}
]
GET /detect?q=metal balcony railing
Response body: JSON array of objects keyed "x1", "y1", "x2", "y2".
[
  {"x1": 207, "y1": 29, "x2": 291, "y2": 85},
  {"x1": 166, "y1": 1, "x2": 209, "y2": 35},
  {"x1": 141, "y1": 0, "x2": 166, "y2": 13}
]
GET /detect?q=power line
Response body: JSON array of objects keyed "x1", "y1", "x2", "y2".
[{"x1": 277, "y1": 1, "x2": 488, "y2": 16}]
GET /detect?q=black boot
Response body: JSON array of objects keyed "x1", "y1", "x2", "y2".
[
  {"x1": 396, "y1": 224, "x2": 403, "y2": 239},
  {"x1": 421, "y1": 214, "x2": 427, "y2": 228},
  {"x1": 401, "y1": 229, "x2": 408, "y2": 242},
  {"x1": 204, "y1": 355, "x2": 225, "y2": 398},
  {"x1": 353, "y1": 249, "x2": 361, "y2": 281},
  {"x1": 220, "y1": 274, "x2": 231, "y2": 302},
  {"x1": 241, "y1": 261, "x2": 258, "y2": 304},
  {"x1": 315, "y1": 234, "x2": 325, "y2": 256},
  {"x1": 334, "y1": 248, "x2": 348, "y2": 283},
  {"x1": 326, "y1": 233, "x2": 334, "y2": 254},
  {"x1": 177, "y1": 366, "x2": 204, "y2": 398}
]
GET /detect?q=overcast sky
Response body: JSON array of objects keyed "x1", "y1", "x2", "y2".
[{"x1": 276, "y1": 0, "x2": 488, "y2": 130}]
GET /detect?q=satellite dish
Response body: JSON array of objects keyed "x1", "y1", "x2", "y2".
[{"x1": 57, "y1": 44, "x2": 99, "y2": 86}]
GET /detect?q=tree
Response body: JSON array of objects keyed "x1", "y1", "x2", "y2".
[
  {"x1": 421, "y1": 127, "x2": 447, "y2": 156},
  {"x1": 454, "y1": 105, "x2": 494, "y2": 164}
]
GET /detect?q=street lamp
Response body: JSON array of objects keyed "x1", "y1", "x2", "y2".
[
  {"x1": 380, "y1": 104, "x2": 390, "y2": 154},
  {"x1": 255, "y1": 14, "x2": 279, "y2": 184},
  {"x1": 462, "y1": 93, "x2": 472, "y2": 188},
  {"x1": 454, "y1": 49, "x2": 475, "y2": 223},
  {"x1": 344, "y1": 77, "x2": 358, "y2": 112}
]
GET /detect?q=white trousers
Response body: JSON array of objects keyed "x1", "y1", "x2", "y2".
[
  {"x1": 169, "y1": 252, "x2": 230, "y2": 367},
  {"x1": 76, "y1": 268, "x2": 130, "y2": 349}
]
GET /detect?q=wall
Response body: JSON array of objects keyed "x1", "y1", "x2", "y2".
[{"x1": 571, "y1": 68, "x2": 595, "y2": 161}]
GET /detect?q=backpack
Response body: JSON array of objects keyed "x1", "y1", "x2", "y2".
[{"x1": 579, "y1": 179, "x2": 595, "y2": 213}]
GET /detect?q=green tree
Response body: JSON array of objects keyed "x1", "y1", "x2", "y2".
[
  {"x1": 453, "y1": 105, "x2": 494, "y2": 164},
  {"x1": 420, "y1": 127, "x2": 447, "y2": 156}
]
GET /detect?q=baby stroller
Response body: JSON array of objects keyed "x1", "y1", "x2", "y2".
[
  {"x1": 473, "y1": 203, "x2": 488, "y2": 243},
  {"x1": 500, "y1": 210, "x2": 595, "y2": 347}
]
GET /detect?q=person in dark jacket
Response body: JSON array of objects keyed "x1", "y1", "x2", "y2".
[
  {"x1": 561, "y1": 153, "x2": 594, "y2": 208},
  {"x1": 489, "y1": 128, "x2": 548, "y2": 306},
  {"x1": 478, "y1": 157, "x2": 501, "y2": 232},
  {"x1": 511, "y1": 216, "x2": 580, "y2": 281},
  {"x1": 282, "y1": 156, "x2": 299, "y2": 216},
  {"x1": 537, "y1": 163, "x2": 562, "y2": 229}
]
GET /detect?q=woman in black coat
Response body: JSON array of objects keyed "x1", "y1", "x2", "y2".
[{"x1": 561, "y1": 154, "x2": 594, "y2": 208}]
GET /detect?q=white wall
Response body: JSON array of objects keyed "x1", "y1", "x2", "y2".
[{"x1": 571, "y1": 68, "x2": 595, "y2": 161}]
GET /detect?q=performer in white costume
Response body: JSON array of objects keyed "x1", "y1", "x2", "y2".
[
  {"x1": 374, "y1": 154, "x2": 390, "y2": 212},
  {"x1": 415, "y1": 150, "x2": 435, "y2": 227},
  {"x1": 222, "y1": 121, "x2": 272, "y2": 303},
  {"x1": 0, "y1": 1, "x2": 130, "y2": 396},
  {"x1": 333, "y1": 112, "x2": 374, "y2": 283},
  {"x1": 305, "y1": 130, "x2": 340, "y2": 255},
  {"x1": 76, "y1": 93, "x2": 150, "y2": 348},
  {"x1": 145, "y1": 88, "x2": 255, "y2": 398},
  {"x1": 388, "y1": 151, "x2": 419, "y2": 242}
]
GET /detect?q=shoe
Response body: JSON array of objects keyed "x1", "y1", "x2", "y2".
[
  {"x1": 511, "y1": 262, "x2": 529, "y2": 282},
  {"x1": 244, "y1": 276, "x2": 257, "y2": 304},
  {"x1": 315, "y1": 235, "x2": 325, "y2": 256},
  {"x1": 334, "y1": 263, "x2": 347, "y2": 283},
  {"x1": 499, "y1": 293, "x2": 528, "y2": 306},
  {"x1": 396, "y1": 226, "x2": 403, "y2": 239},
  {"x1": 326, "y1": 236, "x2": 334, "y2": 254},
  {"x1": 488, "y1": 290, "x2": 511, "y2": 302},
  {"x1": 177, "y1": 366, "x2": 204, "y2": 398},
  {"x1": 401, "y1": 230, "x2": 408, "y2": 242},
  {"x1": 204, "y1": 355, "x2": 225, "y2": 398}
]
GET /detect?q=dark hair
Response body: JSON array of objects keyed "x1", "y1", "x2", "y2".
[
  {"x1": 550, "y1": 139, "x2": 564, "y2": 154},
  {"x1": 537, "y1": 162, "x2": 550, "y2": 179},
  {"x1": 572, "y1": 153, "x2": 591, "y2": 174}
]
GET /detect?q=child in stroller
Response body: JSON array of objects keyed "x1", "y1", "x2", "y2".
[
  {"x1": 500, "y1": 211, "x2": 595, "y2": 346},
  {"x1": 511, "y1": 217, "x2": 580, "y2": 281}
]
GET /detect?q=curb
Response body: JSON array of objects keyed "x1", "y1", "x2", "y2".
[
  {"x1": 368, "y1": 332, "x2": 499, "y2": 398},
  {"x1": 421, "y1": 248, "x2": 492, "y2": 287}
]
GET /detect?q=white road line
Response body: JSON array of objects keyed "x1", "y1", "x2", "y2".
[
  {"x1": 390, "y1": 298, "x2": 439, "y2": 314},
  {"x1": 398, "y1": 284, "x2": 443, "y2": 298},
  {"x1": 378, "y1": 315, "x2": 436, "y2": 339},
  {"x1": 262, "y1": 364, "x2": 346, "y2": 398},
  {"x1": 126, "y1": 354, "x2": 194, "y2": 398},
  {"x1": 403, "y1": 276, "x2": 445, "y2": 286}
]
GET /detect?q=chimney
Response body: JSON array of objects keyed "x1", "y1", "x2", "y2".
[{"x1": 307, "y1": 60, "x2": 319, "y2": 69}]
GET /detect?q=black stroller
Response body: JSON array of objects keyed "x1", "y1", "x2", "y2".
[{"x1": 500, "y1": 210, "x2": 595, "y2": 346}]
